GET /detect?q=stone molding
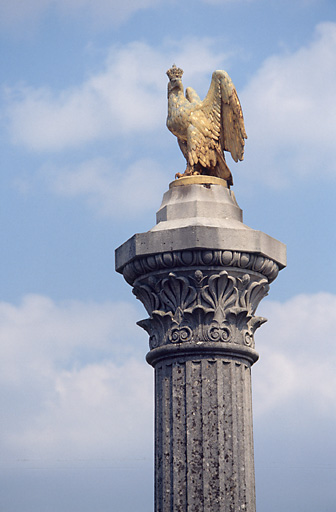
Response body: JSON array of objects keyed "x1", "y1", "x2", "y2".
[
  {"x1": 133, "y1": 266, "x2": 269, "y2": 358},
  {"x1": 146, "y1": 342, "x2": 259, "y2": 366},
  {"x1": 122, "y1": 248, "x2": 279, "y2": 285}
]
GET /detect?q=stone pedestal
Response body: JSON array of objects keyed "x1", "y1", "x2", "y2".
[{"x1": 115, "y1": 176, "x2": 286, "y2": 512}]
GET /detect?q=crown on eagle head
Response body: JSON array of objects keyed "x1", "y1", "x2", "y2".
[{"x1": 166, "y1": 64, "x2": 184, "y2": 81}]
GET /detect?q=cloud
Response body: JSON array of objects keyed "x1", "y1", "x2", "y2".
[
  {"x1": 253, "y1": 292, "x2": 336, "y2": 418},
  {"x1": 4, "y1": 39, "x2": 227, "y2": 152},
  {"x1": 9, "y1": 359, "x2": 153, "y2": 462},
  {"x1": 4, "y1": 42, "x2": 164, "y2": 151},
  {"x1": 0, "y1": 294, "x2": 152, "y2": 463},
  {"x1": 42, "y1": 157, "x2": 168, "y2": 218},
  {"x1": 252, "y1": 291, "x2": 336, "y2": 512},
  {"x1": 241, "y1": 22, "x2": 336, "y2": 186}
]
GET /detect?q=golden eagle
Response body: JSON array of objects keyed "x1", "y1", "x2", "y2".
[{"x1": 166, "y1": 65, "x2": 247, "y2": 186}]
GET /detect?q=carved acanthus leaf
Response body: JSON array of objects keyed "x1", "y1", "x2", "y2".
[
  {"x1": 237, "y1": 275, "x2": 269, "y2": 313},
  {"x1": 137, "y1": 311, "x2": 174, "y2": 349},
  {"x1": 135, "y1": 268, "x2": 269, "y2": 350},
  {"x1": 247, "y1": 280, "x2": 269, "y2": 313},
  {"x1": 160, "y1": 273, "x2": 197, "y2": 312},
  {"x1": 226, "y1": 308, "x2": 253, "y2": 331},
  {"x1": 133, "y1": 284, "x2": 160, "y2": 315},
  {"x1": 201, "y1": 271, "x2": 237, "y2": 311},
  {"x1": 249, "y1": 316, "x2": 267, "y2": 334}
]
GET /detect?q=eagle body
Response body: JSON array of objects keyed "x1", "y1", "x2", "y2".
[
  {"x1": 166, "y1": 90, "x2": 194, "y2": 138},
  {"x1": 166, "y1": 67, "x2": 247, "y2": 186}
]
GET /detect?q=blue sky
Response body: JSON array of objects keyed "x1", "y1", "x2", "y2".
[{"x1": 1, "y1": 1, "x2": 336, "y2": 511}]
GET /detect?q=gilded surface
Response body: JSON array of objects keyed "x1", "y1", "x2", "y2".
[
  {"x1": 166, "y1": 65, "x2": 247, "y2": 186},
  {"x1": 169, "y1": 175, "x2": 229, "y2": 188}
]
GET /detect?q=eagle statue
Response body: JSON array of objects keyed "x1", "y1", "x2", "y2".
[{"x1": 166, "y1": 65, "x2": 247, "y2": 186}]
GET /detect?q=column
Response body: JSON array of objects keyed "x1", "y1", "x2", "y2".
[{"x1": 115, "y1": 176, "x2": 286, "y2": 512}]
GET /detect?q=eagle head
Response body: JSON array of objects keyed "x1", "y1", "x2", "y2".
[{"x1": 166, "y1": 64, "x2": 184, "y2": 95}]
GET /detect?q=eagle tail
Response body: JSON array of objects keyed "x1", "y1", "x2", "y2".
[{"x1": 214, "y1": 150, "x2": 233, "y2": 186}]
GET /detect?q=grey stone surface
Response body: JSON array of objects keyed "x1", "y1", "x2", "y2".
[
  {"x1": 137, "y1": 262, "x2": 262, "y2": 512},
  {"x1": 115, "y1": 180, "x2": 286, "y2": 274},
  {"x1": 154, "y1": 356, "x2": 255, "y2": 511},
  {"x1": 155, "y1": 182, "x2": 243, "y2": 224},
  {"x1": 115, "y1": 178, "x2": 286, "y2": 512}
]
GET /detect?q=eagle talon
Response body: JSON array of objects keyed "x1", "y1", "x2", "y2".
[{"x1": 175, "y1": 167, "x2": 201, "y2": 179}]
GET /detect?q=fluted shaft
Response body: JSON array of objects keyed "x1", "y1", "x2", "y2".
[{"x1": 153, "y1": 355, "x2": 255, "y2": 512}]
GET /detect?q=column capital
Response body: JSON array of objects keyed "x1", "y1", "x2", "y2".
[
  {"x1": 115, "y1": 181, "x2": 286, "y2": 365},
  {"x1": 135, "y1": 266, "x2": 267, "y2": 364}
]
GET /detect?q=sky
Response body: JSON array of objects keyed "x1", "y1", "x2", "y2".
[{"x1": 1, "y1": 1, "x2": 336, "y2": 511}]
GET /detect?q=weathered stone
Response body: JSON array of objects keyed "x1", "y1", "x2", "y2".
[
  {"x1": 115, "y1": 176, "x2": 286, "y2": 512},
  {"x1": 115, "y1": 177, "x2": 286, "y2": 276}
]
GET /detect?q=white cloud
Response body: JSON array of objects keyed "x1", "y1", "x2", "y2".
[
  {"x1": 0, "y1": 294, "x2": 142, "y2": 370},
  {"x1": 4, "y1": 39, "x2": 228, "y2": 152},
  {"x1": 4, "y1": 42, "x2": 164, "y2": 151},
  {"x1": 8, "y1": 359, "x2": 153, "y2": 462},
  {"x1": 252, "y1": 291, "x2": 336, "y2": 510},
  {"x1": 253, "y1": 292, "x2": 336, "y2": 418},
  {"x1": 0, "y1": 294, "x2": 152, "y2": 463},
  {"x1": 241, "y1": 22, "x2": 336, "y2": 186},
  {"x1": 42, "y1": 157, "x2": 168, "y2": 218}
]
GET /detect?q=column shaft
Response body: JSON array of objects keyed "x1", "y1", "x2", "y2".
[{"x1": 154, "y1": 355, "x2": 256, "y2": 512}]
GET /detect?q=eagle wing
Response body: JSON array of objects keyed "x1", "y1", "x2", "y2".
[
  {"x1": 185, "y1": 87, "x2": 201, "y2": 103},
  {"x1": 200, "y1": 70, "x2": 247, "y2": 162}
]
